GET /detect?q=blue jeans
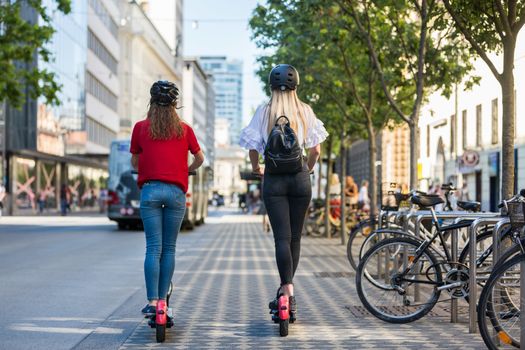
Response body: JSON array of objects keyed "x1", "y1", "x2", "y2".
[{"x1": 140, "y1": 181, "x2": 186, "y2": 301}]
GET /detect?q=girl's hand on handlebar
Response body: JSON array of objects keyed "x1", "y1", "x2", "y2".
[{"x1": 252, "y1": 167, "x2": 264, "y2": 177}]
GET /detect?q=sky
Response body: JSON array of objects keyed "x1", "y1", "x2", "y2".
[{"x1": 182, "y1": 0, "x2": 269, "y2": 125}]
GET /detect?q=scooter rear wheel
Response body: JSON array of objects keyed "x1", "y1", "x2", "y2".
[
  {"x1": 156, "y1": 324, "x2": 166, "y2": 342},
  {"x1": 279, "y1": 319, "x2": 289, "y2": 337}
]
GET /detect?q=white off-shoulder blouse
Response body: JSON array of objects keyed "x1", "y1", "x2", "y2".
[{"x1": 239, "y1": 104, "x2": 329, "y2": 154}]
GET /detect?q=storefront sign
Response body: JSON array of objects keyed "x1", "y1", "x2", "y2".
[
  {"x1": 462, "y1": 150, "x2": 480, "y2": 167},
  {"x1": 458, "y1": 150, "x2": 480, "y2": 174}
]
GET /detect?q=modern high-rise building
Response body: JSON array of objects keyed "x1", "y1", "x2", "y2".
[{"x1": 199, "y1": 56, "x2": 243, "y2": 145}]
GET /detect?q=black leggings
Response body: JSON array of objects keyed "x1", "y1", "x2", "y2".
[{"x1": 263, "y1": 169, "x2": 312, "y2": 285}]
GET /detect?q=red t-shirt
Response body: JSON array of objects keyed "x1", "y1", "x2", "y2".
[{"x1": 130, "y1": 119, "x2": 201, "y2": 192}]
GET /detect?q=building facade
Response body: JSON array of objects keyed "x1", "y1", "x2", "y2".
[
  {"x1": 205, "y1": 75, "x2": 216, "y2": 168},
  {"x1": 118, "y1": 0, "x2": 183, "y2": 137},
  {"x1": 213, "y1": 145, "x2": 246, "y2": 201},
  {"x1": 199, "y1": 56, "x2": 243, "y2": 145},
  {"x1": 419, "y1": 45, "x2": 525, "y2": 211},
  {"x1": 182, "y1": 59, "x2": 208, "y2": 149}
]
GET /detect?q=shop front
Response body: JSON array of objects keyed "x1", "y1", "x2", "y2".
[{"x1": 7, "y1": 150, "x2": 107, "y2": 215}]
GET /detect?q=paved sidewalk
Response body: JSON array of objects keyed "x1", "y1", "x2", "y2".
[{"x1": 119, "y1": 210, "x2": 486, "y2": 349}]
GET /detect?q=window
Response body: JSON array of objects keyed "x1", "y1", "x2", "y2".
[
  {"x1": 86, "y1": 117, "x2": 116, "y2": 148},
  {"x1": 450, "y1": 114, "x2": 456, "y2": 153},
  {"x1": 88, "y1": 30, "x2": 118, "y2": 74},
  {"x1": 88, "y1": 0, "x2": 118, "y2": 39},
  {"x1": 476, "y1": 104, "x2": 482, "y2": 147},
  {"x1": 86, "y1": 72, "x2": 118, "y2": 111},
  {"x1": 491, "y1": 98, "x2": 498, "y2": 144},
  {"x1": 462, "y1": 110, "x2": 467, "y2": 150}
]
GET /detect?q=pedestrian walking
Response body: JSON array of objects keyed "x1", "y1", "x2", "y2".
[
  {"x1": 130, "y1": 80, "x2": 204, "y2": 317},
  {"x1": 60, "y1": 184, "x2": 69, "y2": 216},
  {"x1": 344, "y1": 176, "x2": 358, "y2": 209},
  {"x1": 239, "y1": 64, "x2": 328, "y2": 324},
  {"x1": 0, "y1": 182, "x2": 5, "y2": 217},
  {"x1": 358, "y1": 180, "x2": 370, "y2": 212},
  {"x1": 38, "y1": 190, "x2": 47, "y2": 214}
]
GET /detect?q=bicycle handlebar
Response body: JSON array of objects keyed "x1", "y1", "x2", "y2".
[{"x1": 498, "y1": 188, "x2": 525, "y2": 210}]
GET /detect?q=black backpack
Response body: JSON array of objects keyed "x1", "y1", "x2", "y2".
[{"x1": 264, "y1": 116, "x2": 304, "y2": 174}]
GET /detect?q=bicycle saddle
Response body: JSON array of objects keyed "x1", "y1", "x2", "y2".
[
  {"x1": 457, "y1": 200, "x2": 481, "y2": 212},
  {"x1": 411, "y1": 194, "x2": 444, "y2": 208}
]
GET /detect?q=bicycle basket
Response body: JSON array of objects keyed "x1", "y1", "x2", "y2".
[{"x1": 506, "y1": 201, "x2": 525, "y2": 228}]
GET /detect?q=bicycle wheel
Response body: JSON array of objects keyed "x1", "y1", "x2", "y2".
[
  {"x1": 459, "y1": 226, "x2": 514, "y2": 294},
  {"x1": 478, "y1": 253, "x2": 523, "y2": 349},
  {"x1": 356, "y1": 237, "x2": 442, "y2": 323},
  {"x1": 304, "y1": 210, "x2": 325, "y2": 237},
  {"x1": 346, "y1": 219, "x2": 375, "y2": 270},
  {"x1": 358, "y1": 229, "x2": 413, "y2": 269}
]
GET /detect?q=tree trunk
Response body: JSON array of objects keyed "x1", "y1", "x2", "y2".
[
  {"x1": 366, "y1": 121, "x2": 377, "y2": 217},
  {"x1": 409, "y1": 121, "x2": 420, "y2": 191},
  {"x1": 340, "y1": 134, "x2": 347, "y2": 246},
  {"x1": 500, "y1": 38, "x2": 516, "y2": 199},
  {"x1": 324, "y1": 136, "x2": 333, "y2": 238}
]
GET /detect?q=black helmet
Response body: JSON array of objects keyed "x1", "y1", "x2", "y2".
[
  {"x1": 150, "y1": 80, "x2": 179, "y2": 106},
  {"x1": 269, "y1": 64, "x2": 299, "y2": 91}
]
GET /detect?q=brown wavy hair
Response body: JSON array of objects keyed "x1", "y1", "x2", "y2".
[{"x1": 147, "y1": 104, "x2": 184, "y2": 140}]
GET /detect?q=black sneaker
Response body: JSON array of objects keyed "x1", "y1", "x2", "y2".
[
  {"x1": 289, "y1": 296, "x2": 297, "y2": 322},
  {"x1": 141, "y1": 304, "x2": 156, "y2": 316},
  {"x1": 268, "y1": 287, "x2": 282, "y2": 311}
]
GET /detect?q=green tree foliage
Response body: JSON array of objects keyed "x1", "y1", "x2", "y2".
[
  {"x1": 250, "y1": 0, "x2": 406, "y2": 216},
  {"x1": 340, "y1": 0, "x2": 475, "y2": 190},
  {"x1": 442, "y1": 0, "x2": 525, "y2": 198},
  {"x1": 0, "y1": 0, "x2": 71, "y2": 109}
]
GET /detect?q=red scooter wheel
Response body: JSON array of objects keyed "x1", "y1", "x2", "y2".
[
  {"x1": 156, "y1": 300, "x2": 168, "y2": 342},
  {"x1": 278, "y1": 295, "x2": 289, "y2": 337}
]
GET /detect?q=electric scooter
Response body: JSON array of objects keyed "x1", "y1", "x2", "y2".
[
  {"x1": 146, "y1": 283, "x2": 174, "y2": 342},
  {"x1": 269, "y1": 290, "x2": 295, "y2": 336}
]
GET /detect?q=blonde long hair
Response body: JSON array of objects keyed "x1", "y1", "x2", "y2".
[{"x1": 265, "y1": 89, "x2": 309, "y2": 137}]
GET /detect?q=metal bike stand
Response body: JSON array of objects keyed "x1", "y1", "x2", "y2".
[
  {"x1": 491, "y1": 218, "x2": 510, "y2": 266},
  {"x1": 411, "y1": 212, "x2": 497, "y2": 304},
  {"x1": 450, "y1": 217, "x2": 463, "y2": 324},
  {"x1": 521, "y1": 244, "x2": 525, "y2": 346},
  {"x1": 491, "y1": 218, "x2": 511, "y2": 344},
  {"x1": 468, "y1": 216, "x2": 504, "y2": 333}
]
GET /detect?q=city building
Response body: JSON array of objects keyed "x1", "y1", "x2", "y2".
[
  {"x1": 213, "y1": 146, "x2": 246, "y2": 202},
  {"x1": 214, "y1": 118, "x2": 230, "y2": 148},
  {"x1": 344, "y1": 125, "x2": 410, "y2": 202},
  {"x1": 199, "y1": 56, "x2": 243, "y2": 145},
  {"x1": 0, "y1": 0, "x2": 111, "y2": 215},
  {"x1": 182, "y1": 59, "x2": 209, "y2": 152},
  {"x1": 118, "y1": 0, "x2": 183, "y2": 137},
  {"x1": 65, "y1": 0, "x2": 121, "y2": 155},
  {"x1": 205, "y1": 75, "x2": 216, "y2": 168},
  {"x1": 419, "y1": 44, "x2": 525, "y2": 210}
]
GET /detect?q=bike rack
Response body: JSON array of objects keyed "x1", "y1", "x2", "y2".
[
  {"x1": 491, "y1": 217, "x2": 510, "y2": 265},
  {"x1": 468, "y1": 216, "x2": 505, "y2": 333},
  {"x1": 411, "y1": 212, "x2": 499, "y2": 307}
]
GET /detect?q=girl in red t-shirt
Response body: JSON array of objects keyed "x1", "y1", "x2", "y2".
[{"x1": 130, "y1": 81, "x2": 204, "y2": 316}]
